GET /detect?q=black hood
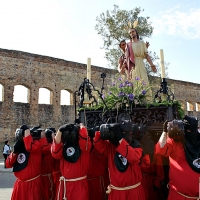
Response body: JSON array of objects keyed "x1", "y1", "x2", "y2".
[{"x1": 183, "y1": 115, "x2": 200, "y2": 173}]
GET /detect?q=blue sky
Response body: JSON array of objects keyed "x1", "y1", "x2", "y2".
[{"x1": 0, "y1": 0, "x2": 200, "y2": 84}]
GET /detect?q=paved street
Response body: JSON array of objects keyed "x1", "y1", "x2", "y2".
[{"x1": 0, "y1": 159, "x2": 15, "y2": 200}]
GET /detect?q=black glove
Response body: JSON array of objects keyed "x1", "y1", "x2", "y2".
[
  {"x1": 48, "y1": 127, "x2": 56, "y2": 133},
  {"x1": 88, "y1": 126, "x2": 100, "y2": 138},
  {"x1": 30, "y1": 126, "x2": 40, "y2": 133},
  {"x1": 87, "y1": 128, "x2": 95, "y2": 138},
  {"x1": 45, "y1": 128, "x2": 54, "y2": 137},
  {"x1": 163, "y1": 120, "x2": 168, "y2": 132},
  {"x1": 110, "y1": 127, "x2": 122, "y2": 142},
  {"x1": 20, "y1": 124, "x2": 29, "y2": 135},
  {"x1": 13, "y1": 140, "x2": 22, "y2": 153},
  {"x1": 20, "y1": 124, "x2": 29, "y2": 131},
  {"x1": 75, "y1": 118, "x2": 81, "y2": 124}
]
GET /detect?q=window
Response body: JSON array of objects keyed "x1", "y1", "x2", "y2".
[
  {"x1": 0, "y1": 84, "x2": 4, "y2": 101},
  {"x1": 196, "y1": 102, "x2": 200, "y2": 112},
  {"x1": 60, "y1": 89, "x2": 70, "y2": 105},
  {"x1": 186, "y1": 102, "x2": 194, "y2": 111},
  {"x1": 38, "y1": 88, "x2": 52, "y2": 104},
  {"x1": 13, "y1": 85, "x2": 29, "y2": 103}
]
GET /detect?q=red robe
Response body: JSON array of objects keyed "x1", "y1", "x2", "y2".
[
  {"x1": 87, "y1": 147, "x2": 109, "y2": 200},
  {"x1": 156, "y1": 138, "x2": 199, "y2": 199},
  {"x1": 6, "y1": 135, "x2": 46, "y2": 200},
  {"x1": 41, "y1": 140, "x2": 55, "y2": 200},
  {"x1": 52, "y1": 158, "x2": 61, "y2": 200},
  {"x1": 140, "y1": 153, "x2": 165, "y2": 200},
  {"x1": 51, "y1": 127, "x2": 91, "y2": 200},
  {"x1": 93, "y1": 131, "x2": 145, "y2": 200}
]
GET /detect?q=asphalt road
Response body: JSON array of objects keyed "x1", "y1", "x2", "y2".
[
  {"x1": 0, "y1": 172, "x2": 15, "y2": 200},
  {"x1": 0, "y1": 159, "x2": 15, "y2": 200}
]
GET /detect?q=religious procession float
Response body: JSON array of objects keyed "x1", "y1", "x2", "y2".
[{"x1": 75, "y1": 71, "x2": 184, "y2": 147}]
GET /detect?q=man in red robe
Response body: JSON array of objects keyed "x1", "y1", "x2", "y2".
[
  {"x1": 93, "y1": 121, "x2": 145, "y2": 200},
  {"x1": 156, "y1": 117, "x2": 200, "y2": 199},
  {"x1": 87, "y1": 128, "x2": 109, "y2": 200},
  {"x1": 52, "y1": 157, "x2": 61, "y2": 200},
  {"x1": 6, "y1": 125, "x2": 46, "y2": 200},
  {"x1": 40, "y1": 128, "x2": 56, "y2": 200},
  {"x1": 51, "y1": 123, "x2": 91, "y2": 200},
  {"x1": 135, "y1": 125, "x2": 165, "y2": 200}
]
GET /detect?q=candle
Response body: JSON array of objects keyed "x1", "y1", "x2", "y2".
[
  {"x1": 160, "y1": 49, "x2": 165, "y2": 78},
  {"x1": 87, "y1": 58, "x2": 91, "y2": 81}
]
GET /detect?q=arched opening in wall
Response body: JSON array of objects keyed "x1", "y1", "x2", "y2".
[
  {"x1": 60, "y1": 90, "x2": 70, "y2": 105},
  {"x1": 186, "y1": 102, "x2": 194, "y2": 111},
  {"x1": 0, "y1": 84, "x2": 4, "y2": 101},
  {"x1": 38, "y1": 88, "x2": 52, "y2": 104},
  {"x1": 13, "y1": 85, "x2": 30, "y2": 103},
  {"x1": 196, "y1": 102, "x2": 200, "y2": 112}
]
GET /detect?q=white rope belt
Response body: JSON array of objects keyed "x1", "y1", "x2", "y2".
[
  {"x1": 168, "y1": 184, "x2": 200, "y2": 199},
  {"x1": 19, "y1": 174, "x2": 41, "y2": 182},
  {"x1": 42, "y1": 173, "x2": 52, "y2": 177},
  {"x1": 57, "y1": 175, "x2": 87, "y2": 200},
  {"x1": 176, "y1": 191, "x2": 200, "y2": 200},
  {"x1": 106, "y1": 182, "x2": 141, "y2": 194}
]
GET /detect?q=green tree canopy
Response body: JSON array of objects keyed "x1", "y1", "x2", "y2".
[{"x1": 95, "y1": 5, "x2": 168, "y2": 78}]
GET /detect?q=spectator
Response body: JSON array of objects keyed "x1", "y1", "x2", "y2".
[{"x1": 2, "y1": 140, "x2": 12, "y2": 168}]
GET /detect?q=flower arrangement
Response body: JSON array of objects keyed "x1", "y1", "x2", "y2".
[
  {"x1": 100, "y1": 75, "x2": 152, "y2": 111},
  {"x1": 77, "y1": 74, "x2": 185, "y2": 119}
]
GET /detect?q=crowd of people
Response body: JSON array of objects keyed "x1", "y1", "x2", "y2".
[{"x1": 3, "y1": 114, "x2": 200, "y2": 200}]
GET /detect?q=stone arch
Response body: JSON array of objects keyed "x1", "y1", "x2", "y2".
[
  {"x1": 38, "y1": 87, "x2": 53, "y2": 104},
  {"x1": 0, "y1": 83, "x2": 4, "y2": 102},
  {"x1": 60, "y1": 89, "x2": 72, "y2": 105},
  {"x1": 13, "y1": 84, "x2": 30, "y2": 103},
  {"x1": 186, "y1": 101, "x2": 194, "y2": 111},
  {"x1": 196, "y1": 102, "x2": 200, "y2": 112}
]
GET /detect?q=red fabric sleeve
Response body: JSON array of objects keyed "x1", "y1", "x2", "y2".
[
  {"x1": 51, "y1": 138, "x2": 63, "y2": 159},
  {"x1": 139, "y1": 154, "x2": 151, "y2": 174},
  {"x1": 155, "y1": 138, "x2": 173, "y2": 157},
  {"x1": 78, "y1": 127, "x2": 91, "y2": 153},
  {"x1": 41, "y1": 141, "x2": 51, "y2": 155},
  {"x1": 116, "y1": 139, "x2": 143, "y2": 164},
  {"x1": 6, "y1": 153, "x2": 17, "y2": 168},
  {"x1": 23, "y1": 135, "x2": 41, "y2": 153},
  {"x1": 93, "y1": 131, "x2": 110, "y2": 156}
]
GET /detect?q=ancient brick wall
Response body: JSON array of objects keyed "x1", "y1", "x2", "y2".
[
  {"x1": 0, "y1": 48, "x2": 199, "y2": 141},
  {"x1": 0, "y1": 48, "x2": 116, "y2": 141}
]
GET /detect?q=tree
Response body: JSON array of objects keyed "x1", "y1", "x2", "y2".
[{"x1": 95, "y1": 5, "x2": 163, "y2": 78}]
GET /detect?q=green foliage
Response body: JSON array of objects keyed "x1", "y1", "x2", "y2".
[
  {"x1": 95, "y1": 75, "x2": 152, "y2": 112},
  {"x1": 95, "y1": 5, "x2": 155, "y2": 69},
  {"x1": 77, "y1": 80, "x2": 184, "y2": 119}
]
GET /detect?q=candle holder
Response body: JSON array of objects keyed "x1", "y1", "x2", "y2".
[
  {"x1": 75, "y1": 75, "x2": 107, "y2": 109},
  {"x1": 100, "y1": 72, "x2": 106, "y2": 93},
  {"x1": 154, "y1": 78, "x2": 174, "y2": 103}
]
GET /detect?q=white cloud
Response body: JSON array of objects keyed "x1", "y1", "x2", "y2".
[{"x1": 152, "y1": 8, "x2": 200, "y2": 39}]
